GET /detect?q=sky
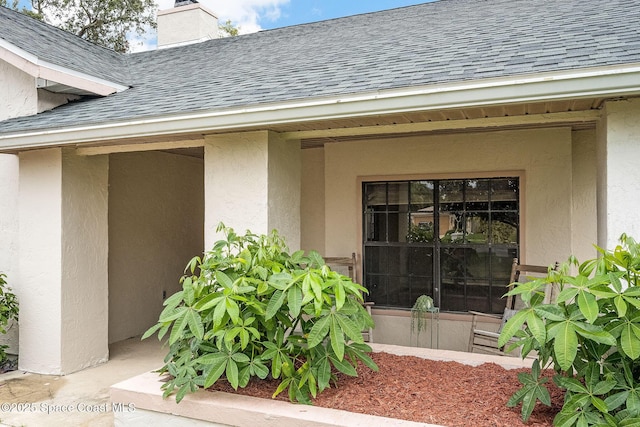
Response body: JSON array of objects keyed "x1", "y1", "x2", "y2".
[
  {"x1": 143, "y1": 0, "x2": 432, "y2": 49},
  {"x1": 199, "y1": 0, "x2": 432, "y2": 32},
  {"x1": 15, "y1": 0, "x2": 433, "y2": 51}
]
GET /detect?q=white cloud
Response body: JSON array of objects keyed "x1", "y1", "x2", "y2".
[
  {"x1": 128, "y1": 0, "x2": 288, "y2": 51},
  {"x1": 156, "y1": 0, "x2": 289, "y2": 34}
]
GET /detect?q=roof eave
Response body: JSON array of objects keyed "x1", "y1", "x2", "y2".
[
  {"x1": 0, "y1": 38, "x2": 128, "y2": 96},
  {"x1": 2, "y1": 63, "x2": 640, "y2": 152}
]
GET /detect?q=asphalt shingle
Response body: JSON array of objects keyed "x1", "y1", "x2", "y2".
[{"x1": 1, "y1": 0, "x2": 640, "y2": 136}]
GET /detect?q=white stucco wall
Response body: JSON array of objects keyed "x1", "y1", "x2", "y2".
[
  {"x1": 323, "y1": 128, "x2": 575, "y2": 266},
  {"x1": 18, "y1": 149, "x2": 63, "y2": 373},
  {"x1": 597, "y1": 98, "x2": 640, "y2": 249},
  {"x1": 18, "y1": 148, "x2": 109, "y2": 374},
  {"x1": 0, "y1": 60, "x2": 37, "y2": 120},
  {"x1": 301, "y1": 148, "x2": 325, "y2": 254},
  {"x1": 60, "y1": 149, "x2": 109, "y2": 373},
  {"x1": 204, "y1": 131, "x2": 301, "y2": 250},
  {"x1": 300, "y1": 127, "x2": 602, "y2": 351},
  {"x1": 108, "y1": 151, "x2": 204, "y2": 344},
  {"x1": 0, "y1": 154, "x2": 19, "y2": 354},
  {"x1": 571, "y1": 130, "x2": 598, "y2": 262}
]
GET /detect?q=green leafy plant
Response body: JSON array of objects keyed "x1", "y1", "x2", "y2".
[
  {"x1": 143, "y1": 224, "x2": 377, "y2": 404},
  {"x1": 499, "y1": 234, "x2": 640, "y2": 426},
  {"x1": 0, "y1": 273, "x2": 18, "y2": 365},
  {"x1": 410, "y1": 295, "x2": 434, "y2": 344}
]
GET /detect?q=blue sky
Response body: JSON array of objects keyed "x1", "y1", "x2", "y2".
[
  {"x1": 261, "y1": 1, "x2": 432, "y2": 29},
  {"x1": 14, "y1": 0, "x2": 435, "y2": 50}
]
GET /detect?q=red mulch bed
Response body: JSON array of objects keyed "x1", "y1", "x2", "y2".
[{"x1": 207, "y1": 352, "x2": 563, "y2": 426}]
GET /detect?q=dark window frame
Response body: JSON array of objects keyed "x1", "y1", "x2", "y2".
[{"x1": 362, "y1": 177, "x2": 520, "y2": 314}]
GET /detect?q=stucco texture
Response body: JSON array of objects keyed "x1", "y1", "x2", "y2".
[
  {"x1": 0, "y1": 60, "x2": 36, "y2": 121},
  {"x1": 598, "y1": 98, "x2": 640, "y2": 249},
  {"x1": 108, "y1": 151, "x2": 204, "y2": 344},
  {"x1": 321, "y1": 128, "x2": 586, "y2": 266},
  {"x1": 204, "y1": 131, "x2": 300, "y2": 250},
  {"x1": 299, "y1": 127, "x2": 598, "y2": 350}
]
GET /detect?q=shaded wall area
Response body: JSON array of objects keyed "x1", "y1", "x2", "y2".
[{"x1": 108, "y1": 151, "x2": 204, "y2": 343}]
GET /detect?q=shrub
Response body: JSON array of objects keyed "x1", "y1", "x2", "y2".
[
  {"x1": 500, "y1": 234, "x2": 640, "y2": 426},
  {"x1": 143, "y1": 224, "x2": 378, "y2": 404},
  {"x1": 0, "y1": 273, "x2": 18, "y2": 364}
]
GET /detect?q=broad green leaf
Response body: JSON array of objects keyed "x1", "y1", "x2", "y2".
[
  {"x1": 225, "y1": 298, "x2": 240, "y2": 323},
  {"x1": 575, "y1": 326, "x2": 616, "y2": 346},
  {"x1": 526, "y1": 310, "x2": 546, "y2": 346},
  {"x1": 213, "y1": 297, "x2": 227, "y2": 326},
  {"x1": 226, "y1": 358, "x2": 239, "y2": 389},
  {"x1": 307, "y1": 315, "x2": 331, "y2": 348},
  {"x1": 169, "y1": 309, "x2": 190, "y2": 345},
  {"x1": 330, "y1": 316, "x2": 345, "y2": 361},
  {"x1": 552, "y1": 322, "x2": 578, "y2": 371},
  {"x1": 194, "y1": 294, "x2": 224, "y2": 311},
  {"x1": 534, "y1": 305, "x2": 566, "y2": 322},
  {"x1": 616, "y1": 295, "x2": 629, "y2": 317},
  {"x1": 141, "y1": 322, "x2": 162, "y2": 340},
  {"x1": 498, "y1": 310, "x2": 528, "y2": 347},
  {"x1": 578, "y1": 291, "x2": 598, "y2": 323},
  {"x1": 186, "y1": 308, "x2": 204, "y2": 340},
  {"x1": 317, "y1": 357, "x2": 332, "y2": 391},
  {"x1": 329, "y1": 354, "x2": 357, "y2": 376},
  {"x1": 310, "y1": 274, "x2": 323, "y2": 302},
  {"x1": 620, "y1": 418, "x2": 640, "y2": 427},
  {"x1": 556, "y1": 287, "x2": 579, "y2": 304},
  {"x1": 334, "y1": 281, "x2": 346, "y2": 310},
  {"x1": 287, "y1": 286, "x2": 302, "y2": 318},
  {"x1": 159, "y1": 306, "x2": 188, "y2": 323},
  {"x1": 216, "y1": 271, "x2": 234, "y2": 289},
  {"x1": 521, "y1": 386, "x2": 539, "y2": 421},
  {"x1": 336, "y1": 314, "x2": 364, "y2": 343},
  {"x1": 202, "y1": 356, "x2": 228, "y2": 388},
  {"x1": 629, "y1": 390, "x2": 640, "y2": 415},
  {"x1": 605, "y1": 391, "x2": 629, "y2": 411},
  {"x1": 265, "y1": 290, "x2": 286, "y2": 320},
  {"x1": 555, "y1": 376, "x2": 588, "y2": 394},
  {"x1": 238, "y1": 366, "x2": 251, "y2": 388},
  {"x1": 592, "y1": 380, "x2": 617, "y2": 396},
  {"x1": 621, "y1": 323, "x2": 640, "y2": 359}
]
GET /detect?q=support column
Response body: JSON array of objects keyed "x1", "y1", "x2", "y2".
[
  {"x1": 18, "y1": 148, "x2": 109, "y2": 374},
  {"x1": 0, "y1": 154, "x2": 19, "y2": 354},
  {"x1": 597, "y1": 98, "x2": 640, "y2": 249},
  {"x1": 204, "y1": 131, "x2": 301, "y2": 250}
]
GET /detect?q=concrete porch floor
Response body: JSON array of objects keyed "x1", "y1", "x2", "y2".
[{"x1": 0, "y1": 336, "x2": 165, "y2": 427}]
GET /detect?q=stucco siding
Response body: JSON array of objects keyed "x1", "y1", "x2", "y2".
[
  {"x1": 60, "y1": 148, "x2": 109, "y2": 373},
  {"x1": 0, "y1": 154, "x2": 19, "y2": 354},
  {"x1": 108, "y1": 151, "x2": 204, "y2": 344},
  {"x1": 571, "y1": 130, "x2": 598, "y2": 262},
  {"x1": 597, "y1": 98, "x2": 640, "y2": 249},
  {"x1": 323, "y1": 128, "x2": 575, "y2": 266},
  {"x1": 18, "y1": 149, "x2": 63, "y2": 373},
  {"x1": 0, "y1": 59, "x2": 37, "y2": 120},
  {"x1": 301, "y1": 148, "x2": 325, "y2": 254}
]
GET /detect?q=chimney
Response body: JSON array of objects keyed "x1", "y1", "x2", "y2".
[{"x1": 157, "y1": 0, "x2": 219, "y2": 49}]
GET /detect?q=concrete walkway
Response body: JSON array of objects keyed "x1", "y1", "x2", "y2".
[{"x1": 0, "y1": 336, "x2": 165, "y2": 427}]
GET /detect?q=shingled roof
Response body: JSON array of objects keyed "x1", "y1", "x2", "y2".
[
  {"x1": 1, "y1": 0, "x2": 640, "y2": 136},
  {"x1": 0, "y1": 6, "x2": 129, "y2": 86}
]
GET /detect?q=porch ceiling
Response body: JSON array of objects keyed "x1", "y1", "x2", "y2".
[{"x1": 76, "y1": 97, "x2": 604, "y2": 157}]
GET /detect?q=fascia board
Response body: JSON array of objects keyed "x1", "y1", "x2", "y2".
[
  {"x1": 0, "y1": 39, "x2": 128, "y2": 96},
  {"x1": 1, "y1": 63, "x2": 640, "y2": 151}
]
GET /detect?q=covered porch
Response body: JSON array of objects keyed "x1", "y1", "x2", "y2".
[{"x1": 6, "y1": 91, "x2": 640, "y2": 371}]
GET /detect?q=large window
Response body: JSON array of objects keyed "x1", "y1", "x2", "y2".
[{"x1": 363, "y1": 177, "x2": 519, "y2": 314}]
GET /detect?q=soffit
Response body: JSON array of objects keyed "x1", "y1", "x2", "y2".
[{"x1": 75, "y1": 97, "x2": 603, "y2": 158}]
